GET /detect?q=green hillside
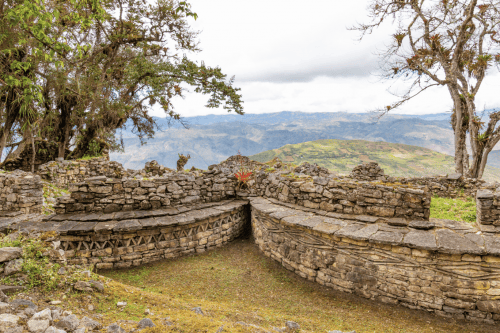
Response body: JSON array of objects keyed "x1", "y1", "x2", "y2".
[{"x1": 250, "y1": 139, "x2": 500, "y2": 182}]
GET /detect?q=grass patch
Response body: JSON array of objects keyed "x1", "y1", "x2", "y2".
[
  {"x1": 430, "y1": 196, "x2": 476, "y2": 223},
  {"x1": 101, "y1": 238, "x2": 496, "y2": 333}
]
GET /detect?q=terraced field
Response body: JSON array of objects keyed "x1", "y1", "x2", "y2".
[{"x1": 250, "y1": 139, "x2": 500, "y2": 182}]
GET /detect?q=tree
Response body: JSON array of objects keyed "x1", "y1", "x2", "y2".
[
  {"x1": 0, "y1": 0, "x2": 105, "y2": 162},
  {"x1": 354, "y1": 0, "x2": 500, "y2": 179},
  {"x1": 1, "y1": 0, "x2": 243, "y2": 164}
]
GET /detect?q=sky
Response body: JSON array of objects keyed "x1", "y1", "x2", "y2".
[{"x1": 153, "y1": 0, "x2": 500, "y2": 117}]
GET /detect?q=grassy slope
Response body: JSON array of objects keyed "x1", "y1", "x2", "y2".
[
  {"x1": 102, "y1": 239, "x2": 497, "y2": 333},
  {"x1": 250, "y1": 139, "x2": 500, "y2": 182}
]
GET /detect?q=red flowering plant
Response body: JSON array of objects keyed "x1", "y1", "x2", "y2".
[{"x1": 235, "y1": 150, "x2": 253, "y2": 190}]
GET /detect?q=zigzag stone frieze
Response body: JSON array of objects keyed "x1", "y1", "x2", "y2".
[{"x1": 0, "y1": 200, "x2": 248, "y2": 269}]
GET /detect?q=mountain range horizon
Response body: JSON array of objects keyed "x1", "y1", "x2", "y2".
[{"x1": 111, "y1": 110, "x2": 500, "y2": 174}]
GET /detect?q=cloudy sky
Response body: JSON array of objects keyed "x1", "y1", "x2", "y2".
[{"x1": 156, "y1": 0, "x2": 500, "y2": 117}]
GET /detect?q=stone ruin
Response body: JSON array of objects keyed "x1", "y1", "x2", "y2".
[
  {"x1": 349, "y1": 161, "x2": 385, "y2": 181},
  {"x1": 1, "y1": 156, "x2": 500, "y2": 325},
  {"x1": 293, "y1": 162, "x2": 330, "y2": 177}
]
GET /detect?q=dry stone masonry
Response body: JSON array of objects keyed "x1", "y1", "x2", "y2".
[
  {"x1": 2, "y1": 157, "x2": 500, "y2": 326},
  {"x1": 250, "y1": 196, "x2": 500, "y2": 325},
  {"x1": 349, "y1": 162, "x2": 385, "y2": 181},
  {"x1": 54, "y1": 171, "x2": 237, "y2": 214},
  {"x1": 0, "y1": 171, "x2": 43, "y2": 216},
  {"x1": 1, "y1": 200, "x2": 248, "y2": 269},
  {"x1": 477, "y1": 189, "x2": 500, "y2": 234},
  {"x1": 38, "y1": 157, "x2": 126, "y2": 188}
]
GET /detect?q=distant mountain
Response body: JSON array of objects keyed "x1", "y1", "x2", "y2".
[
  {"x1": 250, "y1": 139, "x2": 500, "y2": 182},
  {"x1": 111, "y1": 111, "x2": 499, "y2": 173}
]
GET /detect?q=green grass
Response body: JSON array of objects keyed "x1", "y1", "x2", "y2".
[
  {"x1": 249, "y1": 139, "x2": 500, "y2": 182},
  {"x1": 101, "y1": 238, "x2": 496, "y2": 333},
  {"x1": 430, "y1": 196, "x2": 477, "y2": 223}
]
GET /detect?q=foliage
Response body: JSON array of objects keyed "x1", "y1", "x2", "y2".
[
  {"x1": 234, "y1": 150, "x2": 253, "y2": 189},
  {"x1": 43, "y1": 181, "x2": 69, "y2": 214},
  {"x1": 0, "y1": 232, "x2": 97, "y2": 291},
  {"x1": 0, "y1": 0, "x2": 243, "y2": 164},
  {"x1": 176, "y1": 153, "x2": 190, "y2": 172},
  {"x1": 430, "y1": 196, "x2": 477, "y2": 223},
  {"x1": 354, "y1": 0, "x2": 500, "y2": 179}
]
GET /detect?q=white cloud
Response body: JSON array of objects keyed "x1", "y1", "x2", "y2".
[{"x1": 149, "y1": 0, "x2": 500, "y2": 118}]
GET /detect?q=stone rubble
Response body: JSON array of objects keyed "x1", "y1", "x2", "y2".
[{"x1": 349, "y1": 162, "x2": 384, "y2": 181}]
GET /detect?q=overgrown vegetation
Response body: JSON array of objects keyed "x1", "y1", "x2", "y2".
[
  {"x1": 0, "y1": 232, "x2": 96, "y2": 291},
  {"x1": 430, "y1": 196, "x2": 477, "y2": 223},
  {"x1": 42, "y1": 182, "x2": 69, "y2": 215}
]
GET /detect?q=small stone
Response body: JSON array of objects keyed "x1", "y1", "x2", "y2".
[
  {"x1": 409, "y1": 220, "x2": 435, "y2": 230},
  {"x1": 24, "y1": 308, "x2": 36, "y2": 317},
  {"x1": 73, "y1": 281, "x2": 92, "y2": 292},
  {"x1": 4, "y1": 260, "x2": 23, "y2": 276},
  {"x1": 191, "y1": 307, "x2": 203, "y2": 315},
  {"x1": 80, "y1": 316, "x2": 102, "y2": 331},
  {"x1": 285, "y1": 321, "x2": 300, "y2": 332},
  {"x1": 5, "y1": 326, "x2": 24, "y2": 333},
  {"x1": 57, "y1": 267, "x2": 66, "y2": 275},
  {"x1": 0, "y1": 314, "x2": 20, "y2": 333},
  {"x1": 137, "y1": 318, "x2": 155, "y2": 330},
  {"x1": 144, "y1": 309, "x2": 150, "y2": 315},
  {"x1": 55, "y1": 314, "x2": 80, "y2": 332},
  {"x1": 45, "y1": 328, "x2": 66, "y2": 333},
  {"x1": 116, "y1": 302, "x2": 127, "y2": 308},
  {"x1": 106, "y1": 323, "x2": 125, "y2": 333},
  {"x1": 89, "y1": 280, "x2": 104, "y2": 292},
  {"x1": 50, "y1": 301, "x2": 62, "y2": 305},
  {"x1": 0, "y1": 303, "x2": 10, "y2": 315},
  {"x1": 0, "y1": 249, "x2": 22, "y2": 263},
  {"x1": 27, "y1": 319, "x2": 50, "y2": 333},
  {"x1": 51, "y1": 309, "x2": 62, "y2": 321},
  {"x1": 31, "y1": 308, "x2": 52, "y2": 321},
  {"x1": 9, "y1": 300, "x2": 37, "y2": 311}
]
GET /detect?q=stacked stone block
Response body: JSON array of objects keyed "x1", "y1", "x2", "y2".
[
  {"x1": 55, "y1": 170, "x2": 237, "y2": 214},
  {"x1": 349, "y1": 162, "x2": 385, "y2": 181},
  {"x1": 250, "y1": 197, "x2": 500, "y2": 325},
  {"x1": 251, "y1": 174, "x2": 431, "y2": 221},
  {"x1": 0, "y1": 171, "x2": 43, "y2": 215},
  {"x1": 400, "y1": 174, "x2": 489, "y2": 198},
  {"x1": 37, "y1": 157, "x2": 126, "y2": 188},
  {"x1": 476, "y1": 189, "x2": 500, "y2": 233},
  {"x1": 16, "y1": 200, "x2": 248, "y2": 269}
]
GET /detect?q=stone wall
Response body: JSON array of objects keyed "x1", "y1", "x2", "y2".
[
  {"x1": 250, "y1": 174, "x2": 431, "y2": 221},
  {"x1": 476, "y1": 189, "x2": 500, "y2": 234},
  {"x1": 250, "y1": 197, "x2": 500, "y2": 325},
  {"x1": 56, "y1": 166, "x2": 431, "y2": 221},
  {"x1": 0, "y1": 171, "x2": 43, "y2": 216},
  {"x1": 37, "y1": 157, "x2": 126, "y2": 188},
  {"x1": 398, "y1": 174, "x2": 490, "y2": 198},
  {"x1": 30, "y1": 200, "x2": 248, "y2": 269},
  {"x1": 54, "y1": 170, "x2": 237, "y2": 214}
]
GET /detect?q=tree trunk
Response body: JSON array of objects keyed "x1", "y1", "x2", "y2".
[
  {"x1": 69, "y1": 126, "x2": 97, "y2": 159},
  {"x1": 0, "y1": 89, "x2": 20, "y2": 161},
  {"x1": 56, "y1": 95, "x2": 77, "y2": 159},
  {"x1": 450, "y1": 95, "x2": 467, "y2": 175},
  {"x1": 30, "y1": 133, "x2": 35, "y2": 173}
]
